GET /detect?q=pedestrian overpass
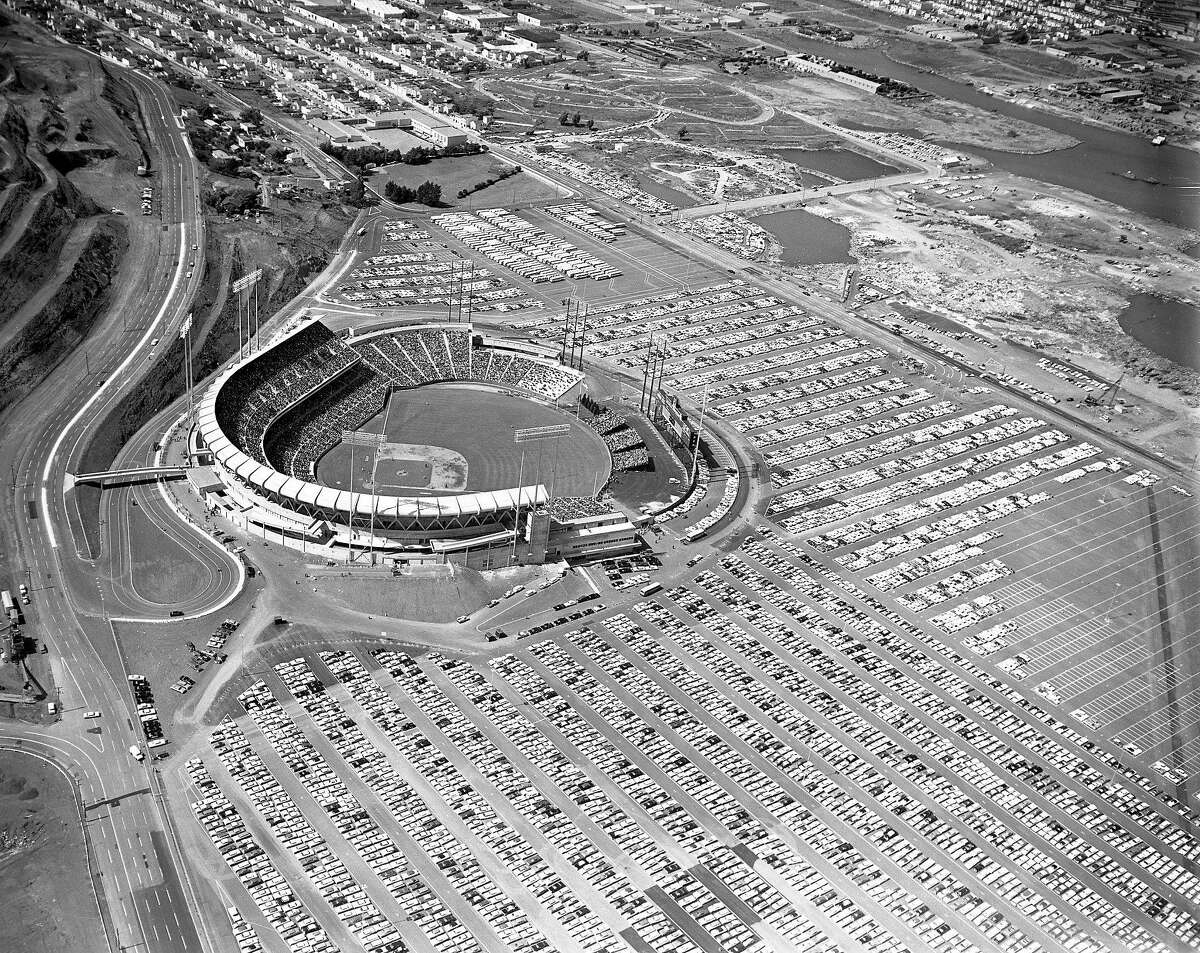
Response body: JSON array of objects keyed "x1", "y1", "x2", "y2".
[{"x1": 65, "y1": 465, "x2": 187, "y2": 490}]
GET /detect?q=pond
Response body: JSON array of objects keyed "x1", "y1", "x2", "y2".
[
  {"x1": 632, "y1": 172, "x2": 698, "y2": 209},
  {"x1": 1117, "y1": 292, "x2": 1200, "y2": 373},
  {"x1": 773, "y1": 147, "x2": 903, "y2": 181},
  {"x1": 756, "y1": 209, "x2": 855, "y2": 265}
]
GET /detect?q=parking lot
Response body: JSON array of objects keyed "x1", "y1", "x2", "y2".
[{"x1": 183, "y1": 266, "x2": 1200, "y2": 952}]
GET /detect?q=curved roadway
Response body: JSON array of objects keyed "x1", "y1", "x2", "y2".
[{"x1": 0, "y1": 61, "x2": 220, "y2": 953}]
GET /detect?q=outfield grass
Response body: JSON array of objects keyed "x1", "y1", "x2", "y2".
[{"x1": 317, "y1": 384, "x2": 611, "y2": 499}]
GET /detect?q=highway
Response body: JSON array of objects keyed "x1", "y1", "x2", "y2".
[{"x1": 0, "y1": 61, "x2": 218, "y2": 953}]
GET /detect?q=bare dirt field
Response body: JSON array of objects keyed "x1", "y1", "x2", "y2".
[{"x1": 0, "y1": 750, "x2": 100, "y2": 953}]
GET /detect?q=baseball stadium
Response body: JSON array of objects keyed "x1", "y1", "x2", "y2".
[{"x1": 191, "y1": 318, "x2": 649, "y2": 566}]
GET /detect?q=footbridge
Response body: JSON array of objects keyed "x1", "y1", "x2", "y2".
[{"x1": 65, "y1": 465, "x2": 187, "y2": 490}]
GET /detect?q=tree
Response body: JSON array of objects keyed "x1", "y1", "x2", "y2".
[
  {"x1": 586, "y1": 118, "x2": 595, "y2": 130},
  {"x1": 559, "y1": 111, "x2": 570, "y2": 125},
  {"x1": 385, "y1": 182, "x2": 417, "y2": 203},
  {"x1": 342, "y1": 176, "x2": 369, "y2": 207},
  {"x1": 416, "y1": 181, "x2": 442, "y2": 206},
  {"x1": 206, "y1": 186, "x2": 257, "y2": 215},
  {"x1": 239, "y1": 107, "x2": 263, "y2": 125},
  {"x1": 572, "y1": 112, "x2": 582, "y2": 126},
  {"x1": 677, "y1": 126, "x2": 689, "y2": 139}
]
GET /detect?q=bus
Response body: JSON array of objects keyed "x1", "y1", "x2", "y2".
[{"x1": 639, "y1": 583, "x2": 663, "y2": 597}]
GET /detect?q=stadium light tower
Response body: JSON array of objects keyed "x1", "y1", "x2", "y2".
[
  {"x1": 232, "y1": 269, "x2": 262, "y2": 359},
  {"x1": 691, "y1": 383, "x2": 709, "y2": 486}
]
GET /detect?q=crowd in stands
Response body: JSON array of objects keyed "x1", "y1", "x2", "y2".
[
  {"x1": 215, "y1": 323, "x2": 358, "y2": 465},
  {"x1": 539, "y1": 497, "x2": 615, "y2": 523},
  {"x1": 352, "y1": 328, "x2": 581, "y2": 401},
  {"x1": 586, "y1": 411, "x2": 628, "y2": 435},
  {"x1": 609, "y1": 429, "x2": 643, "y2": 453},
  {"x1": 218, "y1": 321, "x2": 585, "y2": 480},
  {"x1": 613, "y1": 447, "x2": 652, "y2": 471},
  {"x1": 582, "y1": 405, "x2": 652, "y2": 472},
  {"x1": 264, "y1": 365, "x2": 388, "y2": 480}
]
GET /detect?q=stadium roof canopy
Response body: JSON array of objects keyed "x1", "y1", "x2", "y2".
[{"x1": 195, "y1": 332, "x2": 548, "y2": 523}]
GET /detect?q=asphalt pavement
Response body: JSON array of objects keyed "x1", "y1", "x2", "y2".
[{"x1": 0, "y1": 62, "x2": 219, "y2": 953}]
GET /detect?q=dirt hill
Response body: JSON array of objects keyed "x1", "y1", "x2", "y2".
[{"x1": 0, "y1": 18, "x2": 134, "y2": 412}]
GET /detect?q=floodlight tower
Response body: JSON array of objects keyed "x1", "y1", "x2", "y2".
[{"x1": 179, "y1": 312, "x2": 195, "y2": 418}]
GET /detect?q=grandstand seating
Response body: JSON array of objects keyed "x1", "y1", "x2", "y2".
[
  {"x1": 586, "y1": 411, "x2": 628, "y2": 435},
  {"x1": 613, "y1": 447, "x2": 652, "y2": 471},
  {"x1": 265, "y1": 364, "x2": 388, "y2": 479},
  {"x1": 215, "y1": 323, "x2": 358, "y2": 465},
  {"x1": 347, "y1": 328, "x2": 581, "y2": 401},
  {"x1": 541, "y1": 497, "x2": 616, "y2": 523},
  {"x1": 221, "y1": 322, "x2": 585, "y2": 481}
]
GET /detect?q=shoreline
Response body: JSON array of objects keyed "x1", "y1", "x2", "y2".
[{"x1": 877, "y1": 45, "x2": 1200, "y2": 158}]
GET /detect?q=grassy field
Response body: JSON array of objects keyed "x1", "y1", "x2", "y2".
[
  {"x1": 0, "y1": 750, "x2": 101, "y2": 953},
  {"x1": 371, "y1": 154, "x2": 560, "y2": 209},
  {"x1": 317, "y1": 384, "x2": 611, "y2": 498},
  {"x1": 124, "y1": 500, "x2": 213, "y2": 605}
]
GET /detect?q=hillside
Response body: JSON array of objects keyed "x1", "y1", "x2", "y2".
[{"x1": 0, "y1": 15, "x2": 136, "y2": 412}]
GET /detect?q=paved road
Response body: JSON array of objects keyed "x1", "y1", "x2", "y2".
[
  {"x1": 0, "y1": 60, "x2": 218, "y2": 953},
  {"x1": 672, "y1": 170, "x2": 933, "y2": 220}
]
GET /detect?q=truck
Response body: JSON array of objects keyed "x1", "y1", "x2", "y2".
[
  {"x1": 0, "y1": 589, "x2": 18, "y2": 624},
  {"x1": 129, "y1": 744, "x2": 144, "y2": 762}
]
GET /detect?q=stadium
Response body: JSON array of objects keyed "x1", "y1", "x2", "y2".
[{"x1": 190, "y1": 317, "x2": 645, "y2": 566}]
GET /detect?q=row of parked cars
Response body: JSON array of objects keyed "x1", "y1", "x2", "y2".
[
  {"x1": 745, "y1": 383, "x2": 929, "y2": 452},
  {"x1": 746, "y1": 531, "x2": 1200, "y2": 915},
  {"x1": 433, "y1": 209, "x2": 620, "y2": 283},
  {"x1": 771, "y1": 432, "x2": 1096, "y2": 536},
  {"x1": 210, "y1": 703, "x2": 406, "y2": 953},
  {"x1": 420, "y1": 647, "x2": 780, "y2": 953},
  {"x1": 770, "y1": 411, "x2": 1039, "y2": 503},
  {"x1": 187, "y1": 757, "x2": 333, "y2": 953},
  {"x1": 638, "y1": 537, "x2": 1200, "y2": 951}
]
